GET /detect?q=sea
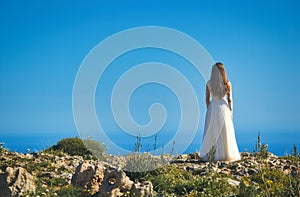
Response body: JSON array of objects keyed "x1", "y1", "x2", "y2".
[{"x1": 1, "y1": 130, "x2": 299, "y2": 156}]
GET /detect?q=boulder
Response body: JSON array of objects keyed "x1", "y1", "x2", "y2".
[
  {"x1": 0, "y1": 167, "x2": 36, "y2": 197},
  {"x1": 71, "y1": 160, "x2": 105, "y2": 195},
  {"x1": 130, "y1": 181, "x2": 154, "y2": 197},
  {"x1": 97, "y1": 168, "x2": 133, "y2": 197}
]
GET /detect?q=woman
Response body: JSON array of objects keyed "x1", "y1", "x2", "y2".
[{"x1": 200, "y1": 62, "x2": 241, "y2": 161}]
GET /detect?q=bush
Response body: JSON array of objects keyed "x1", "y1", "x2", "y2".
[
  {"x1": 22, "y1": 184, "x2": 86, "y2": 197},
  {"x1": 141, "y1": 165, "x2": 237, "y2": 196},
  {"x1": 83, "y1": 137, "x2": 107, "y2": 160},
  {"x1": 239, "y1": 143, "x2": 300, "y2": 197},
  {"x1": 45, "y1": 137, "x2": 107, "y2": 159},
  {"x1": 48, "y1": 137, "x2": 88, "y2": 156},
  {"x1": 56, "y1": 185, "x2": 86, "y2": 197}
]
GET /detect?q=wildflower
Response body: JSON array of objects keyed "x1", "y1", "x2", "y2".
[
  {"x1": 244, "y1": 181, "x2": 249, "y2": 186},
  {"x1": 266, "y1": 179, "x2": 273, "y2": 185},
  {"x1": 243, "y1": 178, "x2": 250, "y2": 187}
]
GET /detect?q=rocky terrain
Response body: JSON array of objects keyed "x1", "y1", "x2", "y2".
[
  {"x1": 0, "y1": 150, "x2": 156, "y2": 197},
  {"x1": 0, "y1": 136, "x2": 299, "y2": 197},
  {"x1": 174, "y1": 152, "x2": 299, "y2": 180},
  {"x1": 0, "y1": 148, "x2": 299, "y2": 197}
]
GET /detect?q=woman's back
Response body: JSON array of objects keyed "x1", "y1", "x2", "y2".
[
  {"x1": 200, "y1": 63, "x2": 240, "y2": 162},
  {"x1": 207, "y1": 80, "x2": 227, "y2": 100}
]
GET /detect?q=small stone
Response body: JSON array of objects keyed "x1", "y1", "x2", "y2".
[
  {"x1": 131, "y1": 181, "x2": 154, "y2": 197},
  {"x1": 226, "y1": 178, "x2": 240, "y2": 187},
  {"x1": 248, "y1": 168, "x2": 258, "y2": 175},
  {"x1": 220, "y1": 168, "x2": 231, "y2": 175},
  {"x1": 241, "y1": 152, "x2": 251, "y2": 157}
]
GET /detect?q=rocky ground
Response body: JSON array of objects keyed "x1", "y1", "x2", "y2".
[
  {"x1": 0, "y1": 150, "x2": 299, "y2": 197},
  {"x1": 173, "y1": 152, "x2": 299, "y2": 181},
  {"x1": 0, "y1": 150, "x2": 155, "y2": 197}
]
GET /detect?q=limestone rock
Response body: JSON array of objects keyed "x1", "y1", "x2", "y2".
[
  {"x1": 97, "y1": 168, "x2": 133, "y2": 197},
  {"x1": 0, "y1": 167, "x2": 36, "y2": 197},
  {"x1": 175, "y1": 154, "x2": 189, "y2": 163},
  {"x1": 71, "y1": 160, "x2": 105, "y2": 195},
  {"x1": 131, "y1": 181, "x2": 154, "y2": 197},
  {"x1": 226, "y1": 178, "x2": 240, "y2": 187}
]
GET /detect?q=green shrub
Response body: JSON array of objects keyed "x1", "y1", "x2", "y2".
[
  {"x1": 22, "y1": 184, "x2": 86, "y2": 197},
  {"x1": 47, "y1": 137, "x2": 88, "y2": 156},
  {"x1": 240, "y1": 142, "x2": 300, "y2": 197},
  {"x1": 239, "y1": 167, "x2": 299, "y2": 196},
  {"x1": 239, "y1": 177, "x2": 260, "y2": 197},
  {"x1": 45, "y1": 137, "x2": 107, "y2": 159},
  {"x1": 141, "y1": 165, "x2": 237, "y2": 196},
  {"x1": 56, "y1": 185, "x2": 86, "y2": 197}
]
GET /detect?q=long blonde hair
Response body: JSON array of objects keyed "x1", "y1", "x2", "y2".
[{"x1": 209, "y1": 62, "x2": 232, "y2": 109}]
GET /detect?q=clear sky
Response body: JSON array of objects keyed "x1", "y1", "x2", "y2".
[{"x1": 1, "y1": 0, "x2": 300, "y2": 153}]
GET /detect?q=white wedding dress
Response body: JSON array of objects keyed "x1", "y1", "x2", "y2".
[{"x1": 200, "y1": 80, "x2": 241, "y2": 161}]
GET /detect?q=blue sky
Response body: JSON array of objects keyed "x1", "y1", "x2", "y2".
[{"x1": 1, "y1": 0, "x2": 300, "y2": 153}]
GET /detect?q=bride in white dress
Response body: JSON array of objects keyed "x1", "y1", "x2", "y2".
[{"x1": 200, "y1": 62, "x2": 241, "y2": 161}]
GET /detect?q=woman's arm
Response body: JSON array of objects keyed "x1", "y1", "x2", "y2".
[
  {"x1": 228, "y1": 81, "x2": 233, "y2": 111},
  {"x1": 206, "y1": 84, "x2": 210, "y2": 108}
]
